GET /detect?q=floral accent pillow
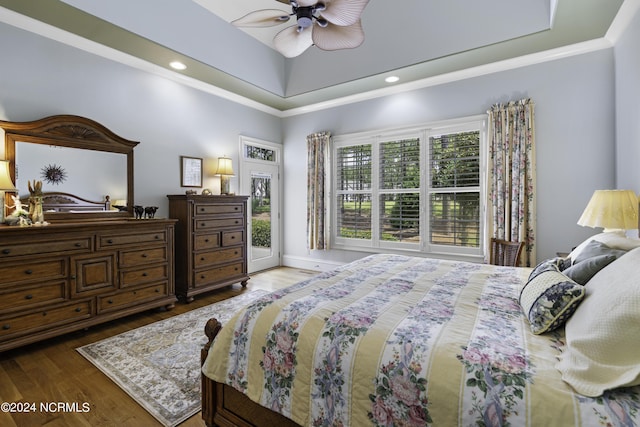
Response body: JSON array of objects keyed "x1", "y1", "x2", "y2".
[{"x1": 519, "y1": 265, "x2": 585, "y2": 334}]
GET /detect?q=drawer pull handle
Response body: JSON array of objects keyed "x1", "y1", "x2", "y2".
[
  {"x1": 107, "y1": 239, "x2": 114, "y2": 244},
  {"x1": 133, "y1": 291, "x2": 137, "y2": 295},
  {"x1": 1, "y1": 249, "x2": 10, "y2": 255},
  {"x1": 200, "y1": 275, "x2": 205, "y2": 279},
  {"x1": 74, "y1": 243, "x2": 82, "y2": 247},
  {"x1": 75, "y1": 307, "x2": 82, "y2": 312},
  {"x1": 2, "y1": 324, "x2": 9, "y2": 330},
  {"x1": 201, "y1": 223, "x2": 206, "y2": 227},
  {"x1": 108, "y1": 299, "x2": 113, "y2": 304},
  {"x1": 205, "y1": 239, "x2": 210, "y2": 243},
  {"x1": 142, "y1": 272, "x2": 148, "y2": 277},
  {"x1": 70, "y1": 275, "x2": 76, "y2": 280},
  {"x1": 142, "y1": 254, "x2": 148, "y2": 258},
  {"x1": 155, "y1": 289, "x2": 160, "y2": 293},
  {"x1": 155, "y1": 235, "x2": 160, "y2": 239},
  {"x1": 42, "y1": 312, "x2": 47, "y2": 316},
  {"x1": 25, "y1": 269, "x2": 33, "y2": 275},
  {"x1": 235, "y1": 251, "x2": 238, "y2": 255},
  {"x1": 235, "y1": 220, "x2": 239, "y2": 224},
  {"x1": 200, "y1": 257, "x2": 205, "y2": 261},
  {"x1": 25, "y1": 294, "x2": 33, "y2": 300},
  {"x1": 231, "y1": 236, "x2": 235, "y2": 239}
]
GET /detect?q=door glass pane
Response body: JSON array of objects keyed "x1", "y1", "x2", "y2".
[{"x1": 251, "y1": 172, "x2": 272, "y2": 260}]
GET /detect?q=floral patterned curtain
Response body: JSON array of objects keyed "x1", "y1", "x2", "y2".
[
  {"x1": 487, "y1": 99, "x2": 536, "y2": 266},
  {"x1": 307, "y1": 131, "x2": 331, "y2": 250}
]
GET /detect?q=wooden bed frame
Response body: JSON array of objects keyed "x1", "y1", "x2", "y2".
[
  {"x1": 19, "y1": 191, "x2": 112, "y2": 213},
  {"x1": 201, "y1": 318, "x2": 301, "y2": 427}
]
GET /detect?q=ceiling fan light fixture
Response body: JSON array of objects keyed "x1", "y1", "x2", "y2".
[
  {"x1": 385, "y1": 76, "x2": 400, "y2": 83},
  {"x1": 233, "y1": 0, "x2": 371, "y2": 57}
]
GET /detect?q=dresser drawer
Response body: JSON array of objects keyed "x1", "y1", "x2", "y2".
[
  {"x1": 119, "y1": 247, "x2": 168, "y2": 267},
  {"x1": 0, "y1": 259, "x2": 67, "y2": 286},
  {"x1": 120, "y1": 264, "x2": 168, "y2": 288},
  {"x1": 194, "y1": 233, "x2": 220, "y2": 251},
  {"x1": 0, "y1": 236, "x2": 91, "y2": 258},
  {"x1": 194, "y1": 262, "x2": 244, "y2": 287},
  {"x1": 195, "y1": 217, "x2": 244, "y2": 230},
  {"x1": 0, "y1": 281, "x2": 66, "y2": 313},
  {"x1": 194, "y1": 247, "x2": 243, "y2": 269},
  {"x1": 98, "y1": 230, "x2": 167, "y2": 249},
  {"x1": 0, "y1": 301, "x2": 92, "y2": 339},
  {"x1": 194, "y1": 203, "x2": 244, "y2": 216},
  {"x1": 98, "y1": 283, "x2": 168, "y2": 312},
  {"x1": 222, "y1": 231, "x2": 244, "y2": 247}
]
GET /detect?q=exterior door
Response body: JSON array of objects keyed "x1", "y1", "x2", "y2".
[{"x1": 239, "y1": 137, "x2": 281, "y2": 273}]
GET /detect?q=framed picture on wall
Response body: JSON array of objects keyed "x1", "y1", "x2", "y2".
[{"x1": 180, "y1": 156, "x2": 203, "y2": 187}]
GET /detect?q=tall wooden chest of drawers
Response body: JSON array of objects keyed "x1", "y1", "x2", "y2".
[
  {"x1": 167, "y1": 195, "x2": 250, "y2": 302},
  {"x1": 0, "y1": 219, "x2": 177, "y2": 352}
]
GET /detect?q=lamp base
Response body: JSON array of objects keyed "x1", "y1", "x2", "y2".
[{"x1": 220, "y1": 176, "x2": 230, "y2": 195}]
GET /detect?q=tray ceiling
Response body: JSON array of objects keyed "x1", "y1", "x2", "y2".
[{"x1": 0, "y1": 0, "x2": 625, "y2": 114}]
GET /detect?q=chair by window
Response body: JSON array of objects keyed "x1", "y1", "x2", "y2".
[{"x1": 490, "y1": 238, "x2": 524, "y2": 266}]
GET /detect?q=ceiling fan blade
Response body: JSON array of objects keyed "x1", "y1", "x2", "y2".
[
  {"x1": 232, "y1": 9, "x2": 290, "y2": 28},
  {"x1": 312, "y1": 20, "x2": 365, "y2": 51},
  {"x1": 320, "y1": 0, "x2": 370, "y2": 27},
  {"x1": 273, "y1": 25, "x2": 313, "y2": 58},
  {"x1": 275, "y1": 0, "x2": 290, "y2": 4}
]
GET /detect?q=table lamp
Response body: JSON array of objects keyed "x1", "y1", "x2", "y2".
[
  {"x1": 215, "y1": 156, "x2": 234, "y2": 195},
  {"x1": 0, "y1": 160, "x2": 17, "y2": 223}
]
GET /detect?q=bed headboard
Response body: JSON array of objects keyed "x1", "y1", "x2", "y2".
[{"x1": 20, "y1": 192, "x2": 111, "y2": 213}]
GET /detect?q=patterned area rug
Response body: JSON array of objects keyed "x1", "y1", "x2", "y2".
[{"x1": 77, "y1": 290, "x2": 269, "y2": 427}]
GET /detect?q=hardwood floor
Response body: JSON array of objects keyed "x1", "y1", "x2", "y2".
[{"x1": 0, "y1": 267, "x2": 318, "y2": 427}]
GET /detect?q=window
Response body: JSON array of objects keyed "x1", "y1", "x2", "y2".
[
  {"x1": 245, "y1": 144, "x2": 276, "y2": 162},
  {"x1": 331, "y1": 117, "x2": 485, "y2": 257}
]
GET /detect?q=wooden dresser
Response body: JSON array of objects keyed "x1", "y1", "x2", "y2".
[
  {"x1": 167, "y1": 195, "x2": 249, "y2": 302},
  {"x1": 0, "y1": 219, "x2": 177, "y2": 352}
]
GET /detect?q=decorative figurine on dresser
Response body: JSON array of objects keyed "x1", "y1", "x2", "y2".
[
  {"x1": 168, "y1": 194, "x2": 250, "y2": 302},
  {"x1": 0, "y1": 115, "x2": 177, "y2": 352}
]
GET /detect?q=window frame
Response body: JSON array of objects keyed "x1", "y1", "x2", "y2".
[{"x1": 330, "y1": 115, "x2": 487, "y2": 260}]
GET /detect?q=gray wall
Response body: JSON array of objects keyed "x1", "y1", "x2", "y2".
[
  {"x1": 614, "y1": 8, "x2": 640, "y2": 194},
  {"x1": 0, "y1": 23, "x2": 282, "y2": 217},
  {"x1": 282, "y1": 48, "x2": 617, "y2": 267}
]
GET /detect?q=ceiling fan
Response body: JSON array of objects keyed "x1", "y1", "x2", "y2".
[{"x1": 232, "y1": 0, "x2": 370, "y2": 58}]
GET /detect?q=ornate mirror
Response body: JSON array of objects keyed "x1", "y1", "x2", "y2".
[{"x1": 1, "y1": 115, "x2": 137, "y2": 221}]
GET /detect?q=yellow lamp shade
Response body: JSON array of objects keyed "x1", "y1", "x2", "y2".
[
  {"x1": 214, "y1": 157, "x2": 234, "y2": 176},
  {"x1": 0, "y1": 160, "x2": 17, "y2": 191},
  {"x1": 577, "y1": 189, "x2": 639, "y2": 230}
]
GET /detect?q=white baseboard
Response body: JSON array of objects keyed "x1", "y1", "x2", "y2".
[{"x1": 282, "y1": 255, "x2": 345, "y2": 272}]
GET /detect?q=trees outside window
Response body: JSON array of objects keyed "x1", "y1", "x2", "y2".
[{"x1": 332, "y1": 118, "x2": 484, "y2": 257}]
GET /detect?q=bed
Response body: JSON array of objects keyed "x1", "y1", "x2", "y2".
[{"x1": 201, "y1": 235, "x2": 640, "y2": 427}]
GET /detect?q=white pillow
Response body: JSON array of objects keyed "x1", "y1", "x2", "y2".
[
  {"x1": 568, "y1": 231, "x2": 640, "y2": 263},
  {"x1": 556, "y1": 247, "x2": 640, "y2": 397}
]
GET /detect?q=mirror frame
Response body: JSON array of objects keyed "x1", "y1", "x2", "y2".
[{"x1": 0, "y1": 115, "x2": 138, "y2": 221}]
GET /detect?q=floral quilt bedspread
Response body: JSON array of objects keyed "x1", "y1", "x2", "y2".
[{"x1": 202, "y1": 254, "x2": 640, "y2": 427}]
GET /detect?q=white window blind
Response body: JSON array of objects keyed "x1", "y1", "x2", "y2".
[{"x1": 332, "y1": 117, "x2": 484, "y2": 257}]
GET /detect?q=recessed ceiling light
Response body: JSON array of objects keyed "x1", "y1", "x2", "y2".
[
  {"x1": 385, "y1": 76, "x2": 399, "y2": 83},
  {"x1": 170, "y1": 61, "x2": 187, "y2": 70}
]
